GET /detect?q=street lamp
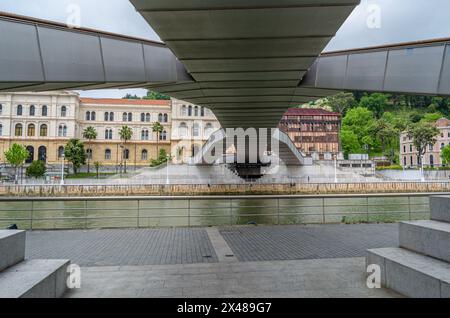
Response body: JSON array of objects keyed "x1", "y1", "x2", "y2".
[
  {"x1": 334, "y1": 154, "x2": 338, "y2": 184},
  {"x1": 166, "y1": 154, "x2": 170, "y2": 185},
  {"x1": 421, "y1": 154, "x2": 425, "y2": 182},
  {"x1": 60, "y1": 153, "x2": 65, "y2": 186}
]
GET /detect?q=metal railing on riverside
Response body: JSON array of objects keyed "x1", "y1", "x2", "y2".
[{"x1": 0, "y1": 193, "x2": 436, "y2": 230}]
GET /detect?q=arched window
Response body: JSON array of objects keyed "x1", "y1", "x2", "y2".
[
  {"x1": 61, "y1": 106, "x2": 67, "y2": 117},
  {"x1": 40, "y1": 124, "x2": 48, "y2": 137},
  {"x1": 146, "y1": 113, "x2": 151, "y2": 122},
  {"x1": 105, "y1": 129, "x2": 113, "y2": 140},
  {"x1": 58, "y1": 146, "x2": 65, "y2": 159},
  {"x1": 105, "y1": 112, "x2": 109, "y2": 121},
  {"x1": 403, "y1": 157, "x2": 407, "y2": 166},
  {"x1": 141, "y1": 130, "x2": 149, "y2": 141},
  {"x1": 91, "y1": 111, "x2": 96, "y2": 121},
  {"x1": 27, "y1": 124, "x2": 35, "y2": 137},
  {"x1": 160, "y1": 130, "x2": 167, "y2": 141},
  {"x1": 403, "y1": 146, "x2": 406, "y2": 153},
  {"x1": 193, "y1": 123, "x2": 200, "y2": 137},
  {"x1": 141, "y1": 113, "x2": 145, "y2": 122},
  {"x1": 163, "y1": 114, "x2": 168, "y2": 123},
  {"x1": 63, "y1": 126, "x2": 67, "y2": 137},
  {"x1": 123, "y1": 149, "x2": 130, "y2": 160},
  {"x1": 158, "y1": 113, "x2": 163, "y2": 122},
  {"x1": 194, "y1": 106, "x2": 199, "y2": 117},
  {"x1": 181, "y1": 105, "x2": 187, "y2": 116},
  {"x1": 86, "y1": 149, "x2": 93, "y2": 160},
  {"x1": 42, "y1": 105, "x2": 48, "y2": 117},
  {"x1": 141, "y1": 149, "x2": 148, "y2": 161},
  {"x1": 0, "y1": 124, "x2": 2, "y2": 136},
  {"x1": 205, "y1": 123, "x2": 214, "y2": 137},
  {"x1": 105, "y1": 149, "x2": 111, "y2": 160},
  {"x1": 38, "y1": 146, "x2": 47, "y2": 162},
  {"x1": 30, "y1": 105, "x2": 36, "y2": 116},
  {"x1": 17, "y1": 105, "x2": 23, "y2": 116},
  {"x1": 86, "y1": 111, "x2": 91, "y2": 121},
  {"x1": 128, "y1": 113, "x2": 133, "y2": 122},
  {"x1": 441, "y1": 143, "x2": 445, "y2": 150},
  {"x1": 179, "y1": 122, "x2": 188, "y2": 137},
  {"x1": 430, "y1": 155, "x2": 434, "y2": 167},
  {"x1": 188, "y1": 106, "x2": 193, "y2": 116},
  {"x1": 123, "y1": 112, "x2": 128, "y2": 122},
  {"x1": 201, "y1": 107, "x2": 205, "y2": 117},
  {"x1": 429, "y1": 144, "x2": 434, "y2": 151},
  {"x1": 109, "y1": 112, "x2": 114, "y2": 122},
  {"x1": 15, "y1": 124, "x2": 23, "y2": 137},
  {"x1": 58, "y1": 125, "x2": 63, "y2": 137},
  {"x1": 410, "y1": 156, "x2": 413, "y2": 166},
  {"x1": 26, "y1": 146, "x2": 34, "y2": 164},
  {"x1": 0, "y1": 104, "x2": 3, "y2": 115},
  {"x1": 410, "y1": 145, "x2": 413, "y2": 152}
]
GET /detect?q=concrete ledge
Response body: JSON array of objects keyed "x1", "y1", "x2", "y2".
[
  {"x1": 0, "y1": 230, "x2": 25, "y2": 272},
  {"x1": 0, "y1": 259, "x2": 70, "y2": 298},
  {"x1": 367, "y1": 248, "x2": 450, "y2": 298},
  {"x1": 400, "y1": 220, "x2": 450, "y2": 263},
  {"x1": 431, "y1": 196, "x2": 450, "y2": 223}
]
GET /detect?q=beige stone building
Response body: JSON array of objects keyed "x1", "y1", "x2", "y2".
[
  {"x1": 78, "y1": 98, "x2": 171, "y2": 168},
  {"x1": 0, "y1": 91, "x2": 78, "y2": 165},
  {"x1": 400, "y1": 118, "x2": 450, "y2": 168},
  {"x1": 170, "y1": 98, "x2": 221, "y2": 164},
  {"x1": 0, "y1": 92, "x2": 223, "y2": 169}
]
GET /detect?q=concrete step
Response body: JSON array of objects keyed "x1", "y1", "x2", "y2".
[
  {"x1": 0, "y1": 259, "x2": 70, "y2": 298},
  {"x1": 367, "y1": 247, "x2": 450, "y2": 298},
  {"x1": 0, "y1": 230, "x2": 26, "y2": 272},
  {"x1": 431, "y1": 196, "x2": 450, "y2": 223},
  {"x1": 400, "y1": 220, "x2": 450, "y2": 263}
]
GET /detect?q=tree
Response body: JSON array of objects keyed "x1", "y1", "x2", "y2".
[
  {"x1": 119, "y1": 126, "x2": 133, "y2": 174},
  {"x1": 26, "y1": 160, "x2": 46, "y2": 179},
  {"x1": 359, "y1": 93, "x2": 389, "y2": 118},
  {"x1": 374, "y1": 118, "x2": 397, "y2": 155},
  {"x1": 123, "y1": 94, "x2": 141, "y2": 100},
  {"x1": 82, "y1": 126, "x2": 97, "y2": 173},
  {"x1": 4, "y1": 143, "x2": 29, "y2": 184},
  {"x1": 340, "y1": 129, "x2": 361, "y2": 157},
  {"x1": 94, "y1": 161, "x2": 102, "y2": 179},
  {"x1": 64, "y1": 139, "x2": 86, "y2": 175},
  {"x1": 144, "y1": 90, "x2": 170, "y2": 100},
  {"x1": 152, "y1": 121, "x2": 164, "y2": 156},
  {"x1": 326, "y1": 92, "x2": 356, "y2": 115},
  {"x1": 342, "y1": 107, "x2": 377, "y2": 155},
  {"x1": 407, "y1": 122, "x2": 440, "y2": 165}
]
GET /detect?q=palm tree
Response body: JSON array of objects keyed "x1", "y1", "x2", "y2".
[
  {"x1": 82, "y1": 126, "x2": 97, "y2": 173},
  {"x1": 152, "y1": 121, "x2": 164, "y2": 158},
  {"x1": 119, "y1": 126, "x2": 133, "y2": 174}
]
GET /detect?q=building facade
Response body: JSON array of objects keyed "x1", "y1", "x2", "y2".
[
  {"x1": 0, "y1": 91, "x2": 78, "y2": 165},
  {"x1": 170, "y1": 98, "x2": 221, "y2": 164},
  {"x1": 0, "y1": 92, "x2": 223, "y2": 169},
  {"x1": 78, "y1": 98, "x2": 172, "y2": 168},
  {"x1": 279, "y1": 108, "x2": 342, "y2": 160},
  {"x1": 400, "y1": 118, "x2": 450, "y2": 168}
]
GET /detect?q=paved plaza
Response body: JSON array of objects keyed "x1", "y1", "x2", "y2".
[
  {"x1": 26, "y1": 224, "x2": 398, "y2": 267},
  {"x1": 23, "y1": 223, "x2": 402, "y2": 298}
]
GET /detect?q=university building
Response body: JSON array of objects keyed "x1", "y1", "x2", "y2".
[
  {"x1": 400, "y1": 118, "x2": 450, "y2": 168},
  {"x1": 279, "y1": 108, "x2": 342, "y2": 160},
  {"x1": 0, "y1": 91, "x2": 223, "y2": 169}
]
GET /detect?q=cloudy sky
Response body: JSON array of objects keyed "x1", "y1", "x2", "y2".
[{"x1": 0, "y1": 0, "x2": 448, "y2": 98}]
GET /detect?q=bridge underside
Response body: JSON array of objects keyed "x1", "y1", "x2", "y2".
[{"x1": 2, "y1": 2, "x2": 450, "y2": 170}]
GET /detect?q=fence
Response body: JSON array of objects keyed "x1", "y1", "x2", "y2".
[{"x1": 0, "y1": 193, "x2": 435, "y2": 230}]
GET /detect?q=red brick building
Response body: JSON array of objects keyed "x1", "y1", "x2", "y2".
[{"x1": 279, "y1": 108, "x2": 342, "y2": 160}]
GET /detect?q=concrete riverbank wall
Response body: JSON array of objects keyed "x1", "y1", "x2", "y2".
[{"x1": 1, "y1": 182, "x2": 450, "y2": 197}]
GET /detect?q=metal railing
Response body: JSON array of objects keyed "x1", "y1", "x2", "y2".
[{"x1": 0, "y1": 193, "x2": 436, "y2": 231}]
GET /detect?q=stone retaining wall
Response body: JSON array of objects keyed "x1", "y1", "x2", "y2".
[{"x1": 1, "y1": 182, "x2": 450, "y2": 197}]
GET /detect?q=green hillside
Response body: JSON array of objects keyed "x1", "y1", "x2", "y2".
[{"x1": 305, "y1": 92, "x2": 450, "y2": 164}]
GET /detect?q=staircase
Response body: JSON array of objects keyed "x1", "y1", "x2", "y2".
[
  {"x1": 367, "y1": 195, "x2": 450, "y2": 298},
  {"x1": 0, "y1": 230, "x2": 70, "y2": 298}
]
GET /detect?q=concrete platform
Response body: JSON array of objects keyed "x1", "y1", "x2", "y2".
[
  {"x1": 367, "y1": 247, "x2": 450, "y2": 298},
  {"x1": 430, "y1": 196, "x2": 450, "y2": 223},
  {"x1": 0, "y1": 230, "x2": 25, "y2": 272},
  {"x1": 0, "y1": 259, "x2": 70, "y2": 298},
  {"x1": 400, "y1": 220, "x2": 450, "y2": 263},
  {"x1": 66, "y1": 257, "x2": 401, "y2": 298}
]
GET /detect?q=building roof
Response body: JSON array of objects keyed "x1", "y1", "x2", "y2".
[
  {"x1": 283, "y1": 108, "x2": 341, "y2": 117},
  {"x1": 80, "y1": 98, "x2": 171, "y2": 106}
]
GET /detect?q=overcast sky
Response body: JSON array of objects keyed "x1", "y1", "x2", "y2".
[{"x1": 1, "y1": 0, "x2": 448, "y2": 98}]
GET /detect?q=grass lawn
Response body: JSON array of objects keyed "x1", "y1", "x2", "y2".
[{"x1": 66, "y1": 172, "x2": 116, "y2": 179}]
